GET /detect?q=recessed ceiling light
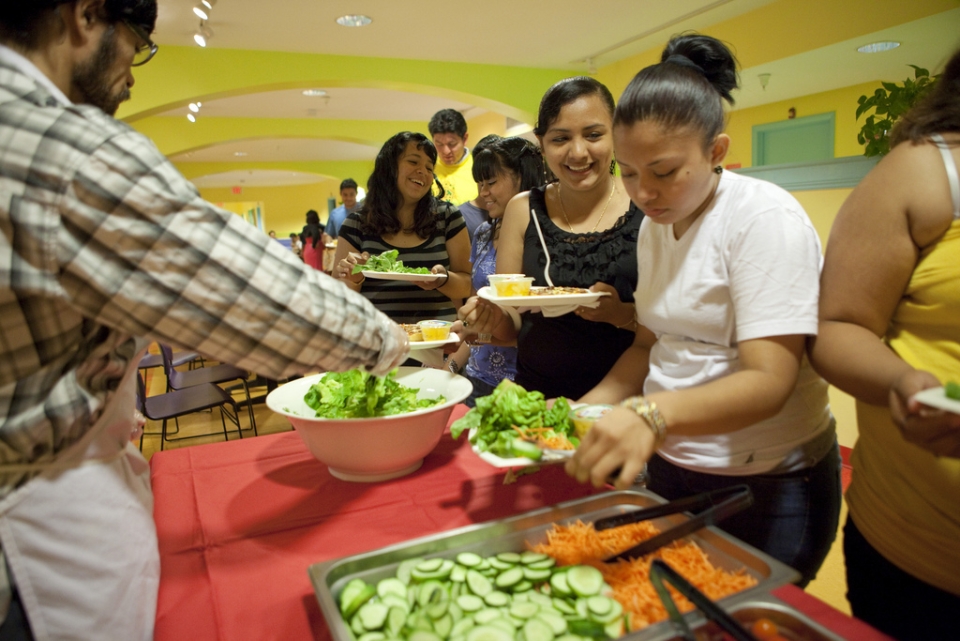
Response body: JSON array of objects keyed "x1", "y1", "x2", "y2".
[
  {"x1": 187, "y1": 114, "x2": 196, "y2": 123},
  {"x1": 857, "y1": 41, "x2": 900, "y2": 53},
  {"x1": 336, "y1": 14, "x2": 372, "y2": 27},
  {"x1": 302, "y1": 89, "x2": 328, "y2": 97},
  {"x1": 188, "y1": 103, "x2": 200, "y2": 113},
  {"x1": 192, "y1": 4, "x2": 209, "y2": 20},
  {"x1": 234, "y1": 152, "x2": 248, "y2": 157}
]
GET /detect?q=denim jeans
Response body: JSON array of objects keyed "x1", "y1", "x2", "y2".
[
  {"x1": 646, "y1": 441, "x2": 841, "y2": 587},
  {"x1": 845, "y1": 516, "x2": 960, "y2": 641}
]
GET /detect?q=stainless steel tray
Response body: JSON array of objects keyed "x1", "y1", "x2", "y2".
[
  {"x1": 308, "y1": 489, "x2": 801, "y2": 641},
  {"x1": 643, "y1": 593, "x2": 846, "y2": 641}
]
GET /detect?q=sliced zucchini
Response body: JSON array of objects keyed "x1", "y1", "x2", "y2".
[
  {"x1": 494, "y1": 567, "x2": 524, "y2": 590},
  {"x1": 566, "y1": 566, "x2": 604, "y2": 598},
  {"x1": 465, "y1": 624, "x2": 514, "y2": 641},
  {"x1": 523, "y1": 616, "x2": 555, "y2": 641},
  {"x1": 465, "y1": 569, "x2": 494, "y2": 597}
]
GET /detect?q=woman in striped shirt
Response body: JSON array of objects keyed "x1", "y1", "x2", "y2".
[{"x1": 335, "y1": 132, "x2": 472, "y2": 323}]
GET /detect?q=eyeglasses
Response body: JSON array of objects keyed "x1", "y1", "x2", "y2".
[{"x1": 123, "y1": 20, "x2": 159, "y2": 66}]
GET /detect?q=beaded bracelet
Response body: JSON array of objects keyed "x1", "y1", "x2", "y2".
[{"x1": 619, "y1": 396, "x2": 667, "y2": 447}]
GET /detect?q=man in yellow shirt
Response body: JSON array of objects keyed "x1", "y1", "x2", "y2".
[{"x1": 429, "y1": 108, "x2": 476, "y2": 207}]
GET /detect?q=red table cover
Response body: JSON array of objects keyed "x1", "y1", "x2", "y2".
[{"x1": 151, "y1": 406, "x2": 889, "y2": 641}]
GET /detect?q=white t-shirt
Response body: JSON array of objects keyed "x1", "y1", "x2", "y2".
[{"x1": 636, "y1": 171, "x2": 833, "y2": 475}]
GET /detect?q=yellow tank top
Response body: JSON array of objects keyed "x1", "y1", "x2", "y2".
[{"x1": 847, "y1": 141, "x2": 960, "y2": 595}]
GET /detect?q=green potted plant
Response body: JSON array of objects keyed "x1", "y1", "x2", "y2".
[{"x1": 856, "y1": 65, "x2": 940, "y2": 156}]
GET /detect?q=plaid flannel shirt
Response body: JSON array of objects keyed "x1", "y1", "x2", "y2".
[{"x1": 0, "y1": 56, "x2": 404, "y2": 493}]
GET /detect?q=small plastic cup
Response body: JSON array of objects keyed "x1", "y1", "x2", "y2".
[
  {"x1": 418, "y1": 320, "x2": 453, "y2": 342},
  {"x1": 493, "y1": 277, "x2": 534, "y2": 297},
  {"x1": 570, "y1": 404, "x2": 614, "y2": 438},
  {"x1": 487, "y1": 274, "x2": 526, "y2": 288}
]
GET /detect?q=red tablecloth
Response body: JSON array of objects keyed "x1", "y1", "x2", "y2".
[{"x1": 151, "y1": 406, "x2": 889, "y2": 641}]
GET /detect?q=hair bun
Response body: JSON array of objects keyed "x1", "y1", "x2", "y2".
[{"x1": 662, "y1": 34, "x2": 739, "y2": 105}]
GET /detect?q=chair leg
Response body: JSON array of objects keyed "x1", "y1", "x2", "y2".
[{"x1": 240, "y1": 380, "x2": 257, "y2": 436}]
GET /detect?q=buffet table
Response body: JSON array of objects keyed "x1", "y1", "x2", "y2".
[{"x1": 151, "y1": 406, "x2": 888, "y2": 640}]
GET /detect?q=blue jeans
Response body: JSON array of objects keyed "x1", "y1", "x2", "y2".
[{"x1": 646, "y1": 441, "x2": 841, "y2": 587}]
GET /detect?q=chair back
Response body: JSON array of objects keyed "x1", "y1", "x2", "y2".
[{"x1": 158, "y1": 343, "x2": 185, "y2": 389}]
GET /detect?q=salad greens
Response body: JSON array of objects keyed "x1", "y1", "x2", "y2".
[
  {"x1": 353, "y1": 249, "x2": 431, "y2": 275},
  {"x1": 946, "y1": 381, "x2": 960, "y2": 401},
  {"x1": 303, "y1": 369, "x2": 444, "y2": 418},
  {"x1": 450, "y1": 380, "x2": 576, "y2": 460}
]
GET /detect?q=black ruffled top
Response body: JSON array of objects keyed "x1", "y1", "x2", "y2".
[{"x1": 517, "y1": 186, "x2": 643, "y2": 400}]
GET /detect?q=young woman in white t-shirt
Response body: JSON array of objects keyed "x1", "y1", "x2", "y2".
[{"x1": 567, "y1": 34, "x2": 841, "y2": 587}]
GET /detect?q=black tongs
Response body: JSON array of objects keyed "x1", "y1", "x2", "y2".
[
  {"x1": 596, "y1": 485, "x2": 752, "y2": 562},
  {"x1": 649, "y1": 558, "x2": 759, "y2": 641}
]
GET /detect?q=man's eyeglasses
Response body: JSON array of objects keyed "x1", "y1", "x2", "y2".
[{"x1": 123, "y1": 20, "x2": 159, "y2": 66}]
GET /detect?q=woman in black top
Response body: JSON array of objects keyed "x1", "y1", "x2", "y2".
[{"x1": 458, "y1": 77, "x2": 643, "y2": 399}]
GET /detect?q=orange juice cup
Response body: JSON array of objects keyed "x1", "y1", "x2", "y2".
[
  {"x1": 493, "y1": 277, "x2": 534, "y2": 297},
  {"x1": 418, "y1": 320, "x2": 453, "y2": 342}
]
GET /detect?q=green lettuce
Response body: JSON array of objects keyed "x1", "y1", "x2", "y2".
[
  {"x1": 353, "y1": 249, "x2": 431, "y2": 275},
  {"x1": 303, "y1": 369, "x2": 444, "y2": 418}
]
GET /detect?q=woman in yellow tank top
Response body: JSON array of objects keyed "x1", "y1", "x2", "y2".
[{"x1": 810, "y1": 47, "x2": 960, "y2": 640}]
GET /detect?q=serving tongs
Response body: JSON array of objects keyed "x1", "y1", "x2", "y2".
[
  {"x1": 596, "y1": 485, "x2": 752, "y2": 562},
  {"x1": 649, "y1": 558, "x2": 759, "y2": 641}
]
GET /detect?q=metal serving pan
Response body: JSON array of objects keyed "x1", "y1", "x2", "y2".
[{"x1": 308, "y1": 489, "x2": 801, "y2": 641}]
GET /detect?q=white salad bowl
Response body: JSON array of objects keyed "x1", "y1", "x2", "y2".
[{"x1": 265, "y1": 367, "x2": 472, "y2": 482}]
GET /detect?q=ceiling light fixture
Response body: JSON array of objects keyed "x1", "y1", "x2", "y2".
[
  {"x1": 234, "y1": 152, "x2": 248, "y2": 157},
  {"x1": 192, "y1": 3, "x2": 209, "y2": 20},
  {"x1": 200, "y1": 0, "x2": 217, "y2": 9},
  {"x1": 188, "y1": 103, "x2": 200, "y2": 113},
  {"x1": 857, "y1": 41, "x2": 900, "y2": 53},
  {"x1": 302, "y1": 89, "x2": 327, "y2": 97},
  {"x1": 187, "y1": 113, "x2": 196, "y2": 123},
  {"x1": 336, "y1": 14, "x2": 372, "y2": 27},
  {"x1": 758, "y1": 73, "x2": 771, "y2": 90},
  {"x1": 194, "y1": 21, "x2": 213, "y2": 47}
]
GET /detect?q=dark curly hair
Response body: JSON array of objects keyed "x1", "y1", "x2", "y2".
[
  {"x1": 359, "y1": 132, "x2": 443, "y2": 238},
  {"x1": 0, "y1": 0, "x2": 157, "y2": 48},
  {"x1": 890, "y1": 47, "x2": 960, "y2": 148},
  {"x1": 615, "y1": 33, "x2": 739, "y2": 150}
]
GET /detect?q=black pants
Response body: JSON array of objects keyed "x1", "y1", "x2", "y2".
[
  {"x1": 0, "y1": 587, "x2": 34, "y2": 641},
  {"x1": 844, "y1": 516, "x2": 960, "y2": 641}
]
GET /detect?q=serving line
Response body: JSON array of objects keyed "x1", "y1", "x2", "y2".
[{"x1": 149, "y1": 407, "x2": 891, "y2": 641}]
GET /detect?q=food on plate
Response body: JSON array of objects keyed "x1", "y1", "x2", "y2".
[
  {"x1": 569, "y1": 404, "x2": 614, "y2": 438},
  {"x1": 450, "y1": 380, "x2": 577, "y2": 460},
  {"x1": 528, "y1": 286, "x2": 591, "y2": 296},
  {"x1": 353, "y1": 249, "x2": 431, "y2": 275},
  {"x1": 401, "y1": 324, "x2": 424, "y2": 342},
  {"x1": 487, "y1": 273, "x2": 526, "y2": 288},
  {"x1": 945, "y1": 381, "x2": 960, "y2": 401},
  {"x1": 419, "y1": 320, "x2": 453, "y2": 342},
  {"x1": 531, "y1": 520, "x2": 758, "y2": 631},
  {"x1": 493, "y1": 277, "x2": 534, "y2": 297},
  {"x1": 303, "y1": 369, "x2": 444, "y2": 418}
]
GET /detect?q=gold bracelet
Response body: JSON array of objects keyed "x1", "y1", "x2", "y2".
[{"x1": 619, "y1": 396, "x2": 667, "y2": 447}]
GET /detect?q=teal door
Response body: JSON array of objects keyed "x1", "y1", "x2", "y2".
[{"x1": 752, "y1": 112, "x2": 835, "y2": 166}]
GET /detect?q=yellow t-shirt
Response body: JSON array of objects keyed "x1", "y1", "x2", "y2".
[
  {"x1": 433, "y1": 150, "x2": 476, "y2": 207},
  {"x1": 847, "y1": 216, "x2": 960, "y2": 596}
]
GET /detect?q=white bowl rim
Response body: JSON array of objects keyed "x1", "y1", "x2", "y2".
[{"x1": 265, "y1": 368, "x2": 471, "y2": 422}]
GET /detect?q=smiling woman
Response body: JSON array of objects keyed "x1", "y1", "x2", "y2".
[{"x1": 334, "y1": 131, "x2": 472, "y2": 324}]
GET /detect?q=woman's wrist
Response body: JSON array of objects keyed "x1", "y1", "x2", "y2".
[
  {"x1": 620, "y1": 396, "x2": 667, "y2": 447},
  {"x1": 614, "y1": 305, "x2": 637, "y2": 331}
]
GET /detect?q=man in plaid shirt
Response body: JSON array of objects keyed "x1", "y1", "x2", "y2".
[{"x1": 0, "y1": 1, "x2": 410, "y2": 637}]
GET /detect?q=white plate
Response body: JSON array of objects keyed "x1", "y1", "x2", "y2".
[
  {"x1": 408, "y1": 334, "x2": 460, "y2": 350},
  {"x1": 467, "y1": 428, "x2": 574, "y2": 468},
  {"x1": 913, "y1": 387, "x2": 960, "y2": 415},
  {"x1": 477, "y1": 285, "x2": 607, "y2": 307},
  {"x1": 362, "y1": 271, "x2": 443, "y2": 282}
]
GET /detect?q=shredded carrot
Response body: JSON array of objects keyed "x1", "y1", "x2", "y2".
[
  {"x1": 511, "y1": 426, "x2": 577, "y2": 450},
  {"x1": 529, "y1": 520, "x2": 757, "y2": 631}
]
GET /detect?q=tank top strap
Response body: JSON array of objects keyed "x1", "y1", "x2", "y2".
[{"x1": 930, "y1": 133, "x2": 960, "y2": 219}]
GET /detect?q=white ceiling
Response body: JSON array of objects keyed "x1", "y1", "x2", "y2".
[{"x1": 152, "y1": 0, "x2": 960, "y2": 185}]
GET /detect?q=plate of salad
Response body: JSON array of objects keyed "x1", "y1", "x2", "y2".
[
  {"x1": 913, "y1": 382, "x2": 960, "y2": 415},
  {"x1": 450, "y1": 380, "x2": 579, "y2": 468},
  {"x1": 355, "y1": 249, "x2": 443, "y2": 282}
]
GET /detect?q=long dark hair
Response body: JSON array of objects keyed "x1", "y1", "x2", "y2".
[
  {"x1": 302, "y1": 209, "x2": 322, "y2": 248},
  {"x1": 890, "y1": 47, "x2": 960, "y2": 148},
  {"x1": 359, "y1": 132, "x2": 441, "y2": 238},
  {"x1": 614, "y1": 33, "x2": 739, "y2": 149},
  {"x1": 473, "y1": 137, "x2": 547, "y2": 261}
]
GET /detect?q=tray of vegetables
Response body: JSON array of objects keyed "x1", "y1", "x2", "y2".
[
  {"x1": 450, "y1": 380, "x2": 579, "y2": 468},
  {"x1": 307, "y1": 490, "x2": 802, "y2": 641},
  {"x1": 356, "y1": 249, "x2": 443, "y2": 282}
]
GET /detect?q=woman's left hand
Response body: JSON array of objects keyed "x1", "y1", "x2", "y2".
[
  {"x1": 416, "y1": 265, "x2": 449, "y2": 291},
  {"x1": 575, "y1": 282, "x2": 635, "y2": 329},
  {"x1": 890, "y1": 369, "x2": 960, "y2": 458},
  {"x1": 565, "y1": 406, "x2": 655, "y2": 489}
]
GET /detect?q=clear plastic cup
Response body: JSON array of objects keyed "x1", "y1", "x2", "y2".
[
  {"x1": 418, "y1": 320, "x2": 453, "y2": 341},
  {"x1": 493, "y1": 277, "x2": 534, "y2": 297}
]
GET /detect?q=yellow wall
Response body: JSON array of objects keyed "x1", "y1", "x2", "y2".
[
  {"x1": 467, "y1": 111, "x2": 509, "y2": 144},
  {"x1": 200, "y1": 180, "x2": 341, "y2": 233}
]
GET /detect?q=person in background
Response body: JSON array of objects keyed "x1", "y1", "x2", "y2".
[
  {"x1": 289, "y1": 232, "x2": 303, "y2": 259},
  {"x1": 268, "y1": 230, "x2": 277, "y2": 239},
  {"x1": 334, "y1": 131, "x2": 472, "y2": 323},
  {"x1": 430, "y1": 108, "x2": 476, "y2": 207},
  {"x1": 809, "y1": 47, "x2": 960, "y2": 640},
  {"x1": 456, "y1": 134, "x2": 500, "y2": 241},
  {"x1": 457, "y1": 77, "x2": 642, "y2": 401},
  {"x1": 326, "y1": 178, "x2": 360, "y2": 240},
  {"x1": 445, "y1": 137, "x2": 547, "y2": 405},
  {"x1": 300, "y1": 209, "x2": 324, "y2": 270},
  {"x1": 565, "y1": 34, "x2": 840, "y2": 588},
  {"x1": 0, "y1": 1, "x2": 408, "y2": 638}
]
